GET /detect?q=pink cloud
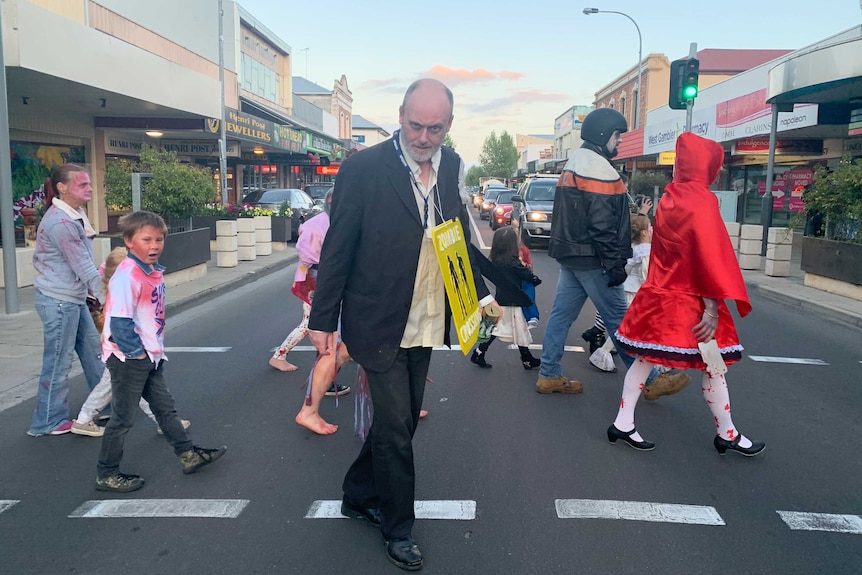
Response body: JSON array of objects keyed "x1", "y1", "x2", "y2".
[{"x1": 424, "y1": 65, "x2": 526, "y2": 85}]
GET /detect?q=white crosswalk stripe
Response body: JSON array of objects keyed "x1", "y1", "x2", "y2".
[
  {"x1": 68, "y1": 499, "x2": 249, "y2": 518},
  {"x1": 555, "y1": 499, "x2": 725, "y2": 525},
  {"x1": 0, "y1": 500, "x2": 19, "y2": 515},
  {"x1": 305, "y1": 500, "x2": 476, "y2": 520},
  {"x1": 777, "y1": 511, "x2": 862, "y2": 534},
  {"x1": 164, "y1": 347, "x2": 231, "y2": 352},
  {"x1": 748, "y1": 356, "x2": 828, "y2": 365}
]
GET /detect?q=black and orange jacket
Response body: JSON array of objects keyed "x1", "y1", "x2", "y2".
[{"x1": 547, "y1": 145, "x2": 632, "y2": 271}]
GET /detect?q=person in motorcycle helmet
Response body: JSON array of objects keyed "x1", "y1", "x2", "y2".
[{"x1": 580, "y1": 107, "x2": 629, "y2": 159}]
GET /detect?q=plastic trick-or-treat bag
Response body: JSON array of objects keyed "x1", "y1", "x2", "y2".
[{"x1": 476, "y1": 303, "x2": 500, "y2": 344}]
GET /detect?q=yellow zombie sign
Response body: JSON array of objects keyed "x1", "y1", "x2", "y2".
[{"x1": 431, "y1": 219, "x2": 480, "y2": 354}]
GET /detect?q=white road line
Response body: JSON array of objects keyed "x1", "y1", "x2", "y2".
[
  {"x1": 555, "y1": 499, "x2": 725, "y2": 526},
  {"x1": 69, "y1": 499, "x2": 249, "y2": 519},
  {"x1": 468, "y1": 210, "x2": 489, "y2": 251},
  {"x1": 748, "y1": 356, "x2": 828, "y2": 365},
  {"x1": 777, "y1": 511, "x2": 862, "y2": 534},
  {"x1": 164, "y1": 347, "x2": 231, "y2": 353},
  {"x1": 0, "y1": 500, "x2": 19, "y2": 515},
  {"x1": 306, "y1": 500, "x2": 476, "y2": 520},
  {"x1": 286, "y1": 344, "x2": 584, "y2": 353}
]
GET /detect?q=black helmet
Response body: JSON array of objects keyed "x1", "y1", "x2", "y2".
[{"x1": 581, "y1": 108, "x2": 628, "y2": 150}]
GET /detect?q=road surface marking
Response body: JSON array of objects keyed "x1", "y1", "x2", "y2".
[
  {"x1": 468, "y1": 210, "x2": 489, "y2": 251},
  {"x1": 69, "y1": 499, "x2": 249, "y2": 518},
  {"x1": 286, "y1": 345, "x2": 584, "y2": 353},
  {"x1": 0, "y1": 500, "x2": 19, "y2": 515},
  {"x1": 306, "y1": 500, "x2": 476, "y2": 520},
  {"x1": 164, "y1": 347, "x2": 231, "y2": 353},
  {"x1": 555, "y1": 499, "x2": 725, "y2": 525},
  {"x1": 777, "y1": 511, "x2": 862, "y2": 534},
  {"x1": 748, "y1": 356, "x2": 828, "y2": 365}
]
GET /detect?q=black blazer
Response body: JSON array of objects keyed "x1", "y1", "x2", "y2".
[{"x1": 308, "y1": 140, "x2": 490, "y2": 372}]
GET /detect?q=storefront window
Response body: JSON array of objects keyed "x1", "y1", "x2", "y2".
[
  {"x1": 241, "y1": 53, "x2": 279, "y2": 105},
  {"x1": 730, "y1": 164, "x2": 813, "y2": 229}
]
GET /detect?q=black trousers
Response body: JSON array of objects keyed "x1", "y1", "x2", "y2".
[{"x1": 342, "y1": 346, "x2": 431, "y2": 540}]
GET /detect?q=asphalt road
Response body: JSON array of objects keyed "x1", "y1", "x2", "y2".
[{"x1": 1, "y1": 208, "x2": 860, "y2": 575}]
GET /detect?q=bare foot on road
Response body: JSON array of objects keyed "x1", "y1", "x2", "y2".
[
  {"x1": 296, "y1": 411, "x2": 338, "y2": 435},
  {"x1": 269, "y1": 357, "x2": 299, "y2": 372}
]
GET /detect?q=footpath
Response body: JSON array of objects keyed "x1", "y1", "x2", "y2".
[{"x1": 2, "y1": 245, "x2": 862, "y2": 413}]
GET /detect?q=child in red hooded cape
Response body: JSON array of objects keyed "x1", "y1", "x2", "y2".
[{"x1": 608, "y1": 132, "x2": 765, "y2": 457}]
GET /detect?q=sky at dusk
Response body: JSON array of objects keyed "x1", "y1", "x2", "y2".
[{"x1": 238, "y1": 0, "x2": 862, "y2": 166}]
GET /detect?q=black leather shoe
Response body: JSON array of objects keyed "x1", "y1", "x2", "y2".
[
  {"x1": 341, "y1": 499, "x2": 382, "y2": 528},
  {"x1": 714, "y1": 435, "x2": 765, "y2": 457},
  {"x1": 386, "y1": 537, "x2": 423, "y2": 571},
  {"x1": 607, "y1": 424, "x2": 655, "y2": 451}
]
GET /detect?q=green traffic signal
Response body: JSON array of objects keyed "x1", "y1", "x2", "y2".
[{"x1": 683, "y1": 84, "x2": 698, "y2": 100}]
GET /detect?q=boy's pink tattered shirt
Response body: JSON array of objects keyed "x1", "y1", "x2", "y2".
[{"x1": 102, "y1": 256, "x2": 167, "y2": 364}]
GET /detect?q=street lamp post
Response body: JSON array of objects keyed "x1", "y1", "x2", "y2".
[{"x1": 583, "y1": 7, "x2": 642, "y2": 130}]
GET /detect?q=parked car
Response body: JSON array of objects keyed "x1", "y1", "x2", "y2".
[
  {"x1": 489, "y1": 190, "x2": 517, "y2": 230},
  {"x1": 240, "y1": 188, "x2": 265, "y2": 205},
  {"x1": 248, "y1": 188, "x2": 320, "y2": 237},
  {"x1": 478, "y1": 186, "x2": 508, "y2": 220},
  {"x1": 511, "y1": 177, "x2": 558, "y2": 247},
  {"x1": 303, "y1": 182, "x2": 334, "y2": 206}
]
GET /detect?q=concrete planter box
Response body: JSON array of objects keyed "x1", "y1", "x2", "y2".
[
  {"x1": 192, "y1": 216, "x2": 234, "y2": 241},
  {"x1": 271, "y1": 216, "x2": 292, "y2": 243},
  {"x1": 801, "y1": 236, "x2": 862, "y2": 287}
]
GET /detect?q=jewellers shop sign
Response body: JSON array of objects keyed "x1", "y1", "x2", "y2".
[
  {"x1": 161, "y1": 140, "x2": 240, "y2": 157},
  {"x1": 205, "y1": 109, "x2": 272, "y2": 145}
]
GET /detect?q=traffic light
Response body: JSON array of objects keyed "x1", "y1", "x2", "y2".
[{"x1": 669, "y1": 57, "x2": 700, "y2": 110}]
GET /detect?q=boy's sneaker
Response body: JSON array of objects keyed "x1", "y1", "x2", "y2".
[
  {"x1": 325, "y1": 384, "x2": 351, "y2": 397},
  {"x1": 26, "y1": 420, "x2": 74, "y2": 437},
  {"x1": 527, "y1": 318, "x2": 539, "y2": 329},
  {"x1": 157, "y1": 419, "x2": 191, "y2": 435},
  {"x1": 179, "y1": 445, "x2": 227, "y2": 475},
  {"x1": 95, "y1": 472, "x2": 145, "y2": 493},
  {"x1": 71, "y1": 420, "x2": 104, "y2": 437}
]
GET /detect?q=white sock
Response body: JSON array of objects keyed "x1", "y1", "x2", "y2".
[
  {"x1": 701, "y1": 372, "x2": 752, "y2": 448},
  {"x1": 613, "y1": 358, "x2": 653, "y2": 442}
]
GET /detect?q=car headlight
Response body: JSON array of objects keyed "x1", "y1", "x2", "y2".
[{"x1": 528, "y1": 211, "x2": 548, "y2": 222}]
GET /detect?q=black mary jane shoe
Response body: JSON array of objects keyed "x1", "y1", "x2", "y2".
[
  {"x1": 340, "y1": 499, "x2": 382, "y2": 528},
  {"x1": 522, "y1": 357, "x2": 541, "y2": 370},
  {"x1": 386, "y1": 537, "x2": 423, "y2": 571},
  {"x1": 607, "y1": 424, "x2": 655, "y2": 451},
  {"x1": 713, "y1": 435, "x2": 766, "y2": 457},
  {"x1": 470, "y1": 350, "x2": 492, "y2": 369}
]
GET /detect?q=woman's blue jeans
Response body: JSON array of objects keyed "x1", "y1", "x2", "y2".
[{"x1": 29, "y1": 290, "x2": 104, "y2": 435}]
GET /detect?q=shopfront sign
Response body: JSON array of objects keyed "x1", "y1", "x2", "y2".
[
  {"x1": 732, "y1": 138, "x2": 823, "y2": 155},
  {"x1": 657, "y1": 151, "x2": 676, "y2": 165},
  {"x1": 844, "y1": 138, "x2": 862, "y2": 156},
  {"x1": 316, "y1": 165, "x2": 339, "y2": 175},
  {"x1": 306, "y1": 133, "x2": 335, "y2": 155},
  {"x1": 644, "y1": 107, "x2": 715, "y2": 154},
  {"x1": 273, "y1": 125, "x2": 306, "y2": 153},
  {"x1": 352, "y1": 134, "x2": 365, "y2": 143},
  {"x1": 205, "y1": 109, "x2": 273, "y2": 146},
  {"x1": 756, "y1": 167, "x2": 813, "y2": 212},
  {"x1": 105, "y1": 133, "x2": 145, "y2": 156},
  {"x1": 161, "y1": 140, "x2": 240, "y2": 157},
  {"x1": 715, "y1": 89, "x2": 817, "y2": 141}
]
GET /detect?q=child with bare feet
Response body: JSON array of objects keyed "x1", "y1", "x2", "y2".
[{"x1": 295, "y1": 338, "x2": 351, "y2": 435}]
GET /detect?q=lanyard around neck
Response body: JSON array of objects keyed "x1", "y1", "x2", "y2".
[{"x1": 392, "y1": 130, "x2": 444, "y2": 229}]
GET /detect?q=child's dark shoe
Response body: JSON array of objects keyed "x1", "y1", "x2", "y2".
[
  {"x1": 95, "y1": 472, "x2": 145, "y2": 492},
  {"x1": 522, "y1": 357, "x2": 541, "y2": 370},
  {"x1": 470, "y1": 350, "x2": 492, "y2": 369},
  {"x1": 180, "y1": 445, "x2": 227, "y2": 475}
]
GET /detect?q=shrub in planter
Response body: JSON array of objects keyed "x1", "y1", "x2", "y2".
[{"x1": 803, "y1": 155, "x2": 862, "y2": 243}]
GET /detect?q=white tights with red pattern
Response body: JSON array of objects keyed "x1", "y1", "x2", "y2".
[{"x1": 613, "y1": 357, "x2": 753, "y2": 448}]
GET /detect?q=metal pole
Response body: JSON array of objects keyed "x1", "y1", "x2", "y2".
[
  {"x1": 218, "y1": 0, "x2": 228, "y2": 204},
  {"x1": 683, "y1": 43, "x2": 697, "y2": 133},
  {"x1": 760, "y1": 104, "x2": 780, "y2": 255},
  {"x1": 633, "y1": 20, "x2": 642, "y2": 130},
  {"x1": 0, "y1": 9, "x2": 19, "y2": 313}
]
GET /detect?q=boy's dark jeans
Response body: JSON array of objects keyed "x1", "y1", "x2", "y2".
[{"x1": 97, "y1": 356, "x2": 193, "y2": 479}]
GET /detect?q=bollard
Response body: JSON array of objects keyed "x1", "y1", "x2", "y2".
[
  {"x1": 236, "y1": 217, "x2": 256, "y2": 261},
  {"x1": 216, "y1": 219, "x2": 238, "y2": 268},
  {"x1": 738, "y1": 224, "x2": 763, "y2": 270},
  {"x1": 765, "y1": 227, "x2": 792, "y2": 277}
]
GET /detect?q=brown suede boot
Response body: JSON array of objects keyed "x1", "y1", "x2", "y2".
[
  {"x1": 642, "y1": 371, "x2": 691, "y2": 401},
  {"x1": 536, "y1": 375, "x2": 583, "y2": 394}
]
